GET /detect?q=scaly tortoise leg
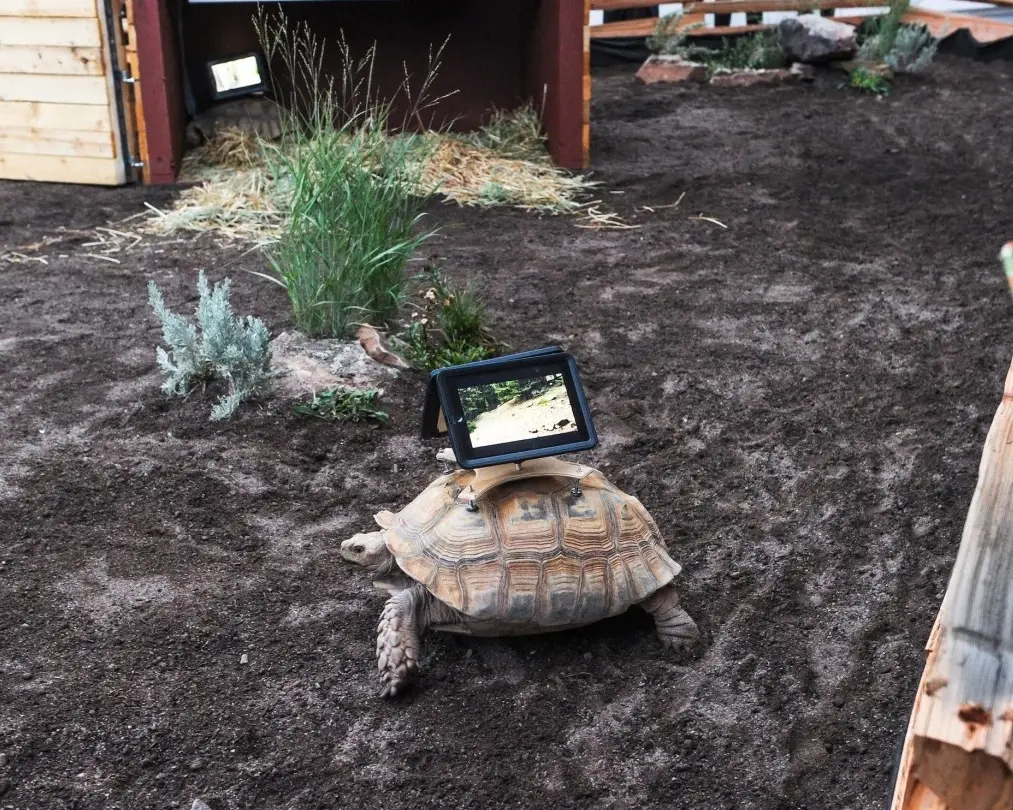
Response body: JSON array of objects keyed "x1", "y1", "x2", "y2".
[
  {"x1": 375, "y1": 583, "x2": 459, "y2": 698},
  {"x1": 640, "y1": 584, "x2": 700, "y2": 650}
]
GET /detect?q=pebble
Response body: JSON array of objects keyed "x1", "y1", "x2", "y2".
[
  {"x1": 832, "y1": 696, "x2": 845, "y2": 708},
  {"x1": 192, "y1": 801, "x2": 213, "y2": 810},
  {"x1": 583, "y1": 652, "x2": 594, "y2": 662},
  {"x1": 240, "y1": 653, "x2": 249, "y2": 665},
  {"x1": 0, "y1": 753, "x2": 7, "y2": 767}
]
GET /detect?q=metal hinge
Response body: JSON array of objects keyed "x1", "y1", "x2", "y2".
[
  {"x1": 129, "y1": 157, "x2": 144, "y2": 169},
  {"x1": 118, "y1": 69, "x2": 138, "y2": 85}
]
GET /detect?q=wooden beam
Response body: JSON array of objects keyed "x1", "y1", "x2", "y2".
[
  {"x1": 592, "y1": 0, "x2": 885, "y2": 10},
  {"x1": 0, "y1": 17, "x2": 102, "y2": 48},
  {"x1": 0, "y1": 73, "x2": 108, "y2": 104},
  {"x1": 0, "y1": 153, "x2": 124, "y2": 184},
  {"x1": 0, "y1": 131, "x2": 115, "y2": 158},
  {"x1": 890, "y1": 354, "x2": 1013, "y2": 809},
  {"x1": 591, "y1": 19, "x2": 770, "y2": 37},
  {"x1": 0, "y1": 101, "x2": 113, "y2": 131},
  {"x1": 0, "y1": 45, "x2": 105, "y2": 75},
  {"x1": 595, "y1": 6, "x2": 1013, "y2": 40},
  {"x1": 839, "y1": 8, "x2": 1013, "y2": 42},
  {"x1": 0, "y1": 0, "x2": 97, "y2": 16}
]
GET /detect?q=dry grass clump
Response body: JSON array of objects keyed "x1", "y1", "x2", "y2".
[
  {"x1": 140, "y1": 106, "x2": 616, "y2": 242},
  {"x1": 418, "y1": 136, "x2": 590, "y2": 214}
]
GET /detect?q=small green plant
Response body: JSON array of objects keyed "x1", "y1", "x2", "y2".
[
  {"x1": 148, "y1": 271, "x2": 272, "y2": 421},
  {"x1": 253, "y1": 10, "x2": 448, "y2": 339},
  {"x1": 855, "y1": 0, "x2": 936, "y2": 77},
  {"x1": 647, "y1": 11, "x2": 692, "y2": 56},
  {"x1": 293, "y1": 387, "x2": 389, "y2": 424},
  {"x1": 710, "y1": 29, "x2": 787, "y2": 72},
  {"x1": 885, "y1": 23, "x2": 937, "y2": 73},
  {"x1": 850, "y1": 66, "x2": 891, "y2": 96},
  {"x1": 649, "y1": 18, "x2": 786, "y2": 74},
  {"x1": 395, "y1": 265, "x2": 502, "y2": 372},
  {"x1": 477, "y1": 181, "x2": 510, "y2": 206},
  {"x1": 467, "y1": 107, "x2": 546, "y2": 160}
]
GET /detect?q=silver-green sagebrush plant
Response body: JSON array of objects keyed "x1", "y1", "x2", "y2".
[{"x1": 148, "y1": 271, "x2": 273, "y2": 420}]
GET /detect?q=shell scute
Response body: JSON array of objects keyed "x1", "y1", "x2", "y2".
[
  {"x1": 539, "y1": 555, "x2": 583, "y2": 625},
  {"x1": 503, "y1": 559, "x2": 541, "y2": 622},
  {"x1": 458, "y1": 560, "x2": 504, "y2": 618},
  {"x1": 385, "y1": 470, "x2": 681, "y2": 626},
  {"x1": 495, "y1": 494, "x2": 559, "y2": 555}
]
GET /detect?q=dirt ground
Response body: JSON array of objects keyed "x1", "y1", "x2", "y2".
[{"x1": 3, "y1": 54, "x2": 1013, "y2": 810}]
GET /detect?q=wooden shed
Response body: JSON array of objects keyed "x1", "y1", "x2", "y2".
[
  {"x1": 0, "y1": 0, "x2": 141, "y2": 185},
  {"x1": 1, "y1": 0, "x2": 590, "y2": 186}
]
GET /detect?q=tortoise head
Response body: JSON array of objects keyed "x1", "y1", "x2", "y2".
[{"x1": 340, "y1": 531, "x2": 390, "y2": 568}]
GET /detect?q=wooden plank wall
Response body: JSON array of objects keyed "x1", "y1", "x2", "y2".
[{"x1": 0, "y1": 0, "x2": 128, "y2": 184}]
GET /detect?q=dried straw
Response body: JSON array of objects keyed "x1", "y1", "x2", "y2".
[
  {"x1": 140, "y1": 116, "x2": 634, "y2": 242},
  {"x1": 416, "y1": 136, "x2": 592, "y2": 214}
]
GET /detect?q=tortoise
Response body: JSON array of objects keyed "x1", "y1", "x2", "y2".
[
  {"x1": 340, "y1": 465, "x2": 699, "y2": 697},
  {"x1": 185, "y1": 97, "x2": 284, "y2": 148}
]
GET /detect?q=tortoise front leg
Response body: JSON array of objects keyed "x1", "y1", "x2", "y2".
[
  {"x1": 376, "y1": 584, "x2": 459, "y2": 698},
  {"x1": 640, "y1": 584, "x2": 700, "y2": 650}
]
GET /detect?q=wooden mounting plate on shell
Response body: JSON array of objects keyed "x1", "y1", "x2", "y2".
[{"x1": 439, "y1": 449, "x2": 596, "y2": 504}]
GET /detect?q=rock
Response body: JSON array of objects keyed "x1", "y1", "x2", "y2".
[
  {"x1": 239, "y1": 653, "x2": 249, "y2": 665},
  {"x1": 636, "y1": 55, "x2": 708, "y2": 85},
  {"x1": 269, "y1": 331, "x2": 400, "y2": 401},
  {"x1": 191, "y1": 800, "x2": 213, "y2": 810},
  {"x1": 709, "y1": 68, "x2": 796, "y2": 87},
  {"x1": 778, "y1": 15, "x2": 856, "y2": 64},
  {"x1": 789, "y1": 62, "x2": 816, "y2": 82}
]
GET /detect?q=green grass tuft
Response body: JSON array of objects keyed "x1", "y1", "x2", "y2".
[{"x1": 293, "y1": 387, "x2": 389, "y2": 424}]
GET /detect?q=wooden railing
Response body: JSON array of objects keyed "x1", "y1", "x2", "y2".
[{"x1": 589, "y1": 0, "x2": 1013, "y2": 41}]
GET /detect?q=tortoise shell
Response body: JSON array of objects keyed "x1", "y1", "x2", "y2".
[
  {"x1": 185, "y1": 98, "x2": 283, "y2": 147},
  {"x1": 384, "y1": 469, "x2": 682, "y2": 629}
]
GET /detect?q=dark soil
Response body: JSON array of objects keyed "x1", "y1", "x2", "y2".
[{"x1": 3, "y1": 55, "x2": 1013, "y2": 810}]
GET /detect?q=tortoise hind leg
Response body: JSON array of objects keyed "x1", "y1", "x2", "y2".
[
  {"x1": 376, "y1": 584, "x2": 459, "y2": 698},
  {"x1": 641, "y1": 584, "x2": 700, "y2": 650}
]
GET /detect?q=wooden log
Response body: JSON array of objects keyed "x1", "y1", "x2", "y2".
[
  {"x1": 0, "y1": 73, "x2": 109, "y2": 105},
  {"x1": 890, "y1": 352, "x2": 1013, "y2": 809},
  {"x1": 0, "y1": 100, "x2": 113, "y2": 131},
  {"x1": 0, "y1": 153, "x2": 124, "y2": 184},
  {"x1": 0, "y1": 44, "x2": 105, "y2": 75},
  {"x1": 0, "y1": 17, "x2": 102, "y2": 48}
]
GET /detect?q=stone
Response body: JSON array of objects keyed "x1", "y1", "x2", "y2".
[
  {"x1": 269, "y1": 331, "x2": 400, "y2": 401},
  {"x1": 191, "y1": 800, "x2": 213, "y2": 810},
  {"x1": 636, "y1": 55, "x2": 708, "y2": 85},
  {"x1": 789, "y1": 62, "x2": 816, "y2": 82},
  {"x1": 778, "y1": 15, "x2": 857, "y2": 64},
  {"x1": 709, "y1": 68, "x2": 796, "y2": 87}
]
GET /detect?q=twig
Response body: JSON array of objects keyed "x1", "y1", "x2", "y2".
[
  {"x1": 689, "y1": 214, "x2": 727, "y2": 229},
  {"x1": 1, "y1": 252, "x2": 48, "y2": 265},
  {"x1": 81, "y1": 253, "x2": 122, "y2": 264},
  {"x1": 653, "y1": 191, "x2": 687, "y2": 210}
]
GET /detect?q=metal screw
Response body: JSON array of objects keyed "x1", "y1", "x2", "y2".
[
  {"x1": 571, "y1": 480, "x2": 582, "y2": 498},
  {"x1": 466, "y1": 498, "x2": 479, "y2": 512}
]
